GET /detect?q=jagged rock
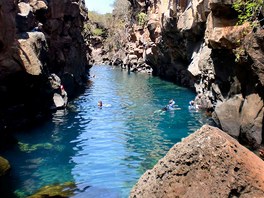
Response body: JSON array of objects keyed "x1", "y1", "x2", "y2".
[
  {"x1": 29, "y1": 0, "x2": 48, "y2": 12},
  {"x1": 177, "y1": 2, "x2": 194, "y2": 31},
  {"x1": 0, "y1": 156, "x2": 10, "y2": 176},
  {"x1": 53, "y1": 93, "x2": 66, "y2": 108},
  {"x1": 113, "y1": 58, "x2": 123, "y2": 66},
  {"x1": 17, "y1": 32, "x2": 47, "y2": 75},
  {"x1": 49, "y1": 73, "x2": 68, "y2": 108},
  {"x1": 188, "y1": 43, "x2": 204, "y2": 77},
  {"x1": 130, "y1": 125, "x2": 264, "y2": 198},
  {"x1": 49, "y1": 73, "x2": 61, "y2": 89},
  {"x1": 16, "y1": 2, "x2": 35, "y2": 32},
  {"x1": 240, "y1": 93, "x2": 263, "y2": 147},
  {"x1": 213, "y1": 93, "x2": 263, "y2": 148},
  {"x1": 213, "y1": 94, "x2": 244, "y2": 138},
  {"x1": 0, "y1": 0, "x2": 87, "y2": 131},
  {"x1": 65, "y1": 2, "x2": 81, "y2": 18},
  {"x1": 244, "y1": 28, "x2": 264, "y2": 87},
  {"x1": 48, "y1": 0, "x2": 65, "y2": 19},
  {"x1": 0, "y1": 0, "x2": 20, "y2": 80},
  {"x1": 128, "y1": 54, "x2": 138, "y2": 64},
  {"x1": 0, "y1": 0, "x2": 16, "y2": 53},
  {"x1": 205, "y1": 12, "x2": 250, "y2": 49}
]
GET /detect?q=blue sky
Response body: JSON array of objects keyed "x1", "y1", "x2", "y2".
[{"x1": 85, "y1": 0, "x2": 115, "y2": 14}]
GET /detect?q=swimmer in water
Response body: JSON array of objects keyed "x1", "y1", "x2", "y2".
[
  {"x1": 188, "y1": 100, "x2": 200, "y2": 110},
  {"x1": 162, "y1": 99, "x2": 180, "y2": 111},
  {"x1": 98, "y1": 100, "x2": 102, "y2": 108}
]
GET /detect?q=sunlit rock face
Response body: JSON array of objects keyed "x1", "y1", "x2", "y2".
[
  {"x1": 127, "y1": 0, "x2": 264, "y2": 148},
  {"x1": 0, "y1": 0, "x2": 88, "y2": 130},
  {"x1": 130, "y1": 125, "x2": 264, "y2": 198}
]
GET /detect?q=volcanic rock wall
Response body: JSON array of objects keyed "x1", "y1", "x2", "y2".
[
  {"x1": 127, "y1": 0, "x2": 264, "y2": 148},
  {"x1": 0, "y1": 0, "x2": 89, "y2": 131}
]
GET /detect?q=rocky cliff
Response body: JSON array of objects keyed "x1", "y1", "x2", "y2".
[
  {"x1": 121, "y1": 0, "x2": 264, "y2": 149},
  {"x1": 0, "y1": 0, "x2": 89, "y2": 132},
  {"x1": 130, "y1": 125, "x2": 264, "y2": 197}
]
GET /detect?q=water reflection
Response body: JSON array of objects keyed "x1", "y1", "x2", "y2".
[
  {"x1": 70, "y1": 66, "x2": 212, "y2": 197},
  {"x1": 1, "y1": 66, "x2": 211, "y2": 198}
]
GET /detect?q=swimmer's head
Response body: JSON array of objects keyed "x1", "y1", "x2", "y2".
[{"x1": 98, "y1": 100, "x2": 102, "y2": 107}]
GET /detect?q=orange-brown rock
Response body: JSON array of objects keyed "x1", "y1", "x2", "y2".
[{"x1": 130, "y1": 125, "x2": 264, "y2": 198}]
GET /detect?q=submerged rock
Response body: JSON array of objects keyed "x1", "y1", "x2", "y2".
[
  {"x1": 18, "y1": 142, "x2": 53, "y2": 153},
  {"x1": 0, "y1": 156, "x2": 10, "y2": 176},
  {"x1": 28, "y1": 181, "x2": 76, "y2": 198},
  {"x1": 130, "y1": 125, "x2": 264, "y2": 198}
]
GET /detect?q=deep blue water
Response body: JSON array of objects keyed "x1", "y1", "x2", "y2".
[{"x1": 1, "y1": 65, "x2": 211, "y2": 197}]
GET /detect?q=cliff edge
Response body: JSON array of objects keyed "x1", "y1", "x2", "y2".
[{"x1": 0, "y1": 0, "x2": 89, "y2": 131}]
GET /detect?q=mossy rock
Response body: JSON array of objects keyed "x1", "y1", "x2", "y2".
[
  {"x1": 28, "y1": 182, "x2": 76, "y2": 198},
  {"x1": 18, "y1": 142, "x2": 53, "y2": 153},
  {"x1": 0, "y1": 156, "x2": 11, "y2": 176}
]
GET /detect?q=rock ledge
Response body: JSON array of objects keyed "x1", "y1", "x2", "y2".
[{"x1": 130, "y1": 125, "x2": 264, "y2": 198}]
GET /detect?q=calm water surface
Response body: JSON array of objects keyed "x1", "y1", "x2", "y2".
[{"x1": 1, "y1": 65, "x2": 211, "y2": 197}]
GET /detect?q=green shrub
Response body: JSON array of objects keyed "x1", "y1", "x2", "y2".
[
  {"x1": 233, "y1": 0, "x2": 264, "y2": 25},
  {"x1": 137, "y1": 12, "x2": 147, "y2": 26},
  {"x1": 91, "y1": 28, "x2": 104, "y2": 36}
]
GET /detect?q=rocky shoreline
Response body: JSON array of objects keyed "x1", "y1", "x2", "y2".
[
  {"x1": 0, "y1": 0, "x2": 89, "y2": 194},
  {"x1": 90, "y1": 0, "x2": 264, "y2": 150}
]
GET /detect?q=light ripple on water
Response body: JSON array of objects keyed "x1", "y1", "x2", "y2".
[{"x1": 1, "y1": 65, "x2": 213, "y2": 198}]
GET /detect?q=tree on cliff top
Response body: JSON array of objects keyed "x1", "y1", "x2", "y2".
[
  {"x1": 86, "y1": 11, "x2": 111, "y2": 36},
  {"x1": 104, "y1": 0, "x2": 131, "y2": 56}
]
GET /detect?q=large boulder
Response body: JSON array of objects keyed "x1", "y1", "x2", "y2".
[
  {"x1": 213, "y1": 93, "x2": 264, "y2": 148},
  {"x1": 213, "y1": 94, "x2": 244, "y2": 138},
  {"x1": 130, "y1": 125, "x2": 264, "y2": 198},
  {"x1": 240, "y1": 93, "x2": 263, "y2": 147}
]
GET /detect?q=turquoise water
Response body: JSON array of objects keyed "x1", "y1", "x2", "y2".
[{"x1": 1, "y1": 65, "x2": 211, "y2": 197}]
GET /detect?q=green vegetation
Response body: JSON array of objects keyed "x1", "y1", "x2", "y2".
[
  {"x1": 91, "y1": 28, "x2": 105, "y2": 36},
  {"x1": 27, "y1": 182, "x2": 76, "y2": 198},
  {"x1": 88, "y1": 11, "x2": 112, "y2": 27},
  {"x1": 84, "y1": 0, "x2": 132, "y2": 57},
  {"x1": 84, "y1": 11, "x2": 111, "y2": 37},
  {"x1": 232, "y1": 0, "x2": 263, "y2": 62},
  {"x1": 104, "y1": 0, "x2": 131, "y2": 53},
  {"x1": 137, "y1": 12, "x2": 147, "y2": 26},
  {"x1": 18, "y1": 142, "x2": 64, "y2": 153},
  {"x1": 233, "y1": 0, "x2": 264, "y2": 25}
]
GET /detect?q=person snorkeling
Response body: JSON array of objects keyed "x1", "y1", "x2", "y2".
[
  {"x1": 162, "y1": 99, "x2": 180, "y2": 111},
  {"x1": 188, "y1": 100, "x2": 200, "y2": 111}
]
